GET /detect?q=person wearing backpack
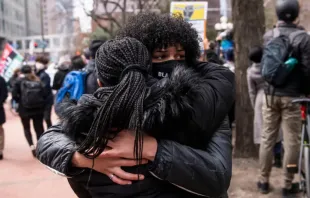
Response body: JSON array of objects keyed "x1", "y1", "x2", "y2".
[
  {"x1": 55, "y1": 40, "x2": 104, "y2": 106},
  {"x1": 258, "y1": 0, "x2": 310, "y2": 196},
  {"x1": 35, "y1": 56, "x2": 53, "y2": 129},
  {"x1": 12, "y1": 66, "x2": 46, "y2": 157},
  {"x1": 84, "y1": 39, "x2": 105, "y2": 94},
  {"x1": 0, "y1": 75, "x2": 8, "y2": 160}
]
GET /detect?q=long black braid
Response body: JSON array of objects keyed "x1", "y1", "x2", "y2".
[{"x1": 78, "y1": 37, "x2": 151, "y2": 162}]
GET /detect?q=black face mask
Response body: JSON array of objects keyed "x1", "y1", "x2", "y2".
[{"x1": 152, "y1": 60, "x2": 186, "y2": 79}]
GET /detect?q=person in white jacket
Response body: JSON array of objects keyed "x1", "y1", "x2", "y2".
[{"x1": 247, "y1": 46, "x2": 282, "y2": 168}]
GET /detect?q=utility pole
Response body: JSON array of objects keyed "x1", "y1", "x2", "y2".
[{"x1": 40, "y1": 0, "x2": 45, "y2": 53}]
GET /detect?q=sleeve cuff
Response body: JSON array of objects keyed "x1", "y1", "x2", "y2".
[
  {"x1": 64, "y1": 150, "x2": 85, "y2": 177},
  {"x1": 147, "y1": 140, "x2": 173, "y2": 180}
]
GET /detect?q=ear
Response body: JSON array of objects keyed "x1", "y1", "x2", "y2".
[{"x1": 97, "y1": 79, "x2": 103, "y2": 87}]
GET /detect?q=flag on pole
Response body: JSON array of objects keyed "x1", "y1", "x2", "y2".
[{"x1": 0, "y1": 43, "x2": 24, "y2": 81}]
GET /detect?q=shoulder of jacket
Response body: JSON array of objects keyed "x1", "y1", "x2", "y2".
[{"x1": 0, "y1": 76, "x2": 5, "y2": 83}]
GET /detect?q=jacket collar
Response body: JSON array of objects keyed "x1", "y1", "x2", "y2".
[
  {"x1": 277, "y1": 21, "x2": 297, "y2": 29},
  {"x1": 36, "y1": 69, "x2": 45, "y2": 76}
]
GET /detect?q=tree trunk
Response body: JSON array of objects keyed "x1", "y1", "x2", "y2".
[
  {"x1": 232, "y1": 0, "x2": 265, "y2": 158},
  {"x1": 299, "y1": 0, "x2": 310, "y2": 31}
]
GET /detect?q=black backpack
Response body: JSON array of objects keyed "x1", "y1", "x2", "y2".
[
  {"x1": 21, "y1": 80, "x2": 45, "y2": 109},
  {"x1": 262, "y1": 28, "x2": 306, "y2": 87}
]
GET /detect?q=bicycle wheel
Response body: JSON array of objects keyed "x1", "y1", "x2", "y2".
[{"x1": 304, "y1": 146, "x2": 310, "y2": 198}]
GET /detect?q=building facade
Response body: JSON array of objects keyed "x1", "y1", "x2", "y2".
[
  {"x1": 0, "y1": 0, "x2": 26, "y2": 39},
  {"x1": 25, "y1": 0, "x2": 42, "y2": 36},
  {"x1": 0, "y1": 0, "x2": 42, "y2": 41},
  {"x1": 42, "y1": 0, "x2": 74, "y2": 35}
]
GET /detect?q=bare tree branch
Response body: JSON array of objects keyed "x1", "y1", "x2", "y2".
[
  {"x1": 81, "y1": 0, "x2": 162, "y2": 37},
  {"x1": 102, "y1": 1, "x2": 123, "y2": 28}
]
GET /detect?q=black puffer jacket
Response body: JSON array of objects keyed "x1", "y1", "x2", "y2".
[
  {"x1": 37, "y1": 62, "x2": 234, "y2": 198},
  {"x1": 263, "y1": 22, "x2": 310, "y2": 96}
]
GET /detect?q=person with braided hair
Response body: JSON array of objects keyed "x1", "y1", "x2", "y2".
[{"x1": 37, "y1": 13, "x2": 234, "y2": 198}]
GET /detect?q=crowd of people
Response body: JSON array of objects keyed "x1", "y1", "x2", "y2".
[
  {"x1": 0, "y1": 0, "x2": 309, "y2": 198},
  {"x1": 0, "y1": 41, "x2": 104, "y2": 158}
]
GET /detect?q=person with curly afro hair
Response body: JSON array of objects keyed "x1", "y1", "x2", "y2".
[
  {"x1": 36, "y1": 13, "x2": 235, "y2": 198},
  {"x1": 117, "y1": 13, "x2": 200, "y2": 67}
]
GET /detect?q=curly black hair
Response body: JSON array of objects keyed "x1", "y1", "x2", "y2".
[{"x1": 117, "y1": 13, "x2": 201, "y2": 65}]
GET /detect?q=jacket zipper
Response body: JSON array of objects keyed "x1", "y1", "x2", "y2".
[{"x1": 149, "y1": 171, "x2": 209, "y2": 197}]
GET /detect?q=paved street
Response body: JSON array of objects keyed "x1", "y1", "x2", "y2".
[{"x1": 0, "y1": 103, "x2": 76, "y2": 198}]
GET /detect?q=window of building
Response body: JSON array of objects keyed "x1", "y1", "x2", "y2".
[
  {"x1": 0, "y1": 1, "x2": 4, "y2": 13},
  {"x1": 25, "y1": 40, "x2": 31, "y2": 49},
  {"x1": 14, "y1": 10, "x2": 18, "y2": 20},
  {"x1": 2, "y1": 19, "x2": 5, "y2": 32},
  {"x1": 53, "y1": 38, "x2": 60, "y2": 47},
  {"x1": 16, "y1": 40, "x2": 22, "y2": 50}
]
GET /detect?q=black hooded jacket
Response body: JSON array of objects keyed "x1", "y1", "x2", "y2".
[{"x1": 36, "y1": 62, "x2": 234, "y2": 198}]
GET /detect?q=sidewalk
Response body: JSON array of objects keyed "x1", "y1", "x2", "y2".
[{"x1": 0, "y1": 104, "x2": 76, "y2": 198}]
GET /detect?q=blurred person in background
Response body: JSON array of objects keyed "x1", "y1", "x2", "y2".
[
  {"x1": 259, "y1": 0, "x2": 310, "y2": 196},
  {"x1": 82, "y1": 48, "x2": 90, "y2": 65},
  {"x1": 247, "y1": 46, "x2": 282, "y2": 168},
  {"x1": 8, "y1": 68, "x2": 21, "y2": 112},
  {"x1": 223, "y1": 49, "x2": 234, "y2": 72},
  {"x1": 205, "y1": 41, "x2": 224, "y2": 65},
  {"x1": 221, "y1": 30, "x2": 234, "y2": 62},
  {"x1": 0, "y1": 75, "x2": 8, "y2": 160},
  {"x1": 8, "y1": 68, "x2": 21, "y2": 90},
  {"x1": 83, "y1": 39, "x2": 106, "y2": 94},
  {"x1": 83, "y1": 48, "x2": 91, "y2": 61},
  {"x1": 35, "y1": 56, "x2": 53, "y2": 129},
  {"x1": 12, "y1": 66, "x2": 46, "y2": 157},
  {"x1": 52, "y1": 55, "x2": 71, "y2": 91},
  {"x1": 71, "y1": 55, "x2": 86, "y2": 71},
  {"x1": 55, "y1": 40, "x2": 104, "y2": 105}
]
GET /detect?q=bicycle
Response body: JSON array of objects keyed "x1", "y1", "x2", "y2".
[{"x1": 291, "y1": 98, "x2": 310, "y2": 198}]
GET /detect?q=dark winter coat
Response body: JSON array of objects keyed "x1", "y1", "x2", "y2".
[
  {"x1": 36, "y1": 62, "x2": 235, "y2": 198},
  {"x1": 263, "y1": 22, "x2": 310, "y2": 96},
  {"x1": 8, "y1": 75, "x2": 19, "y2": 92},
  {"x1": 52, "y1": 64, "x2": 71, "y2": 90},
  {"x1": 37, "y1": 70, "x2": 54, "y2": 105},
  {"x1": 0, "y1": 76, "x2": 8, "y2": 125}
]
